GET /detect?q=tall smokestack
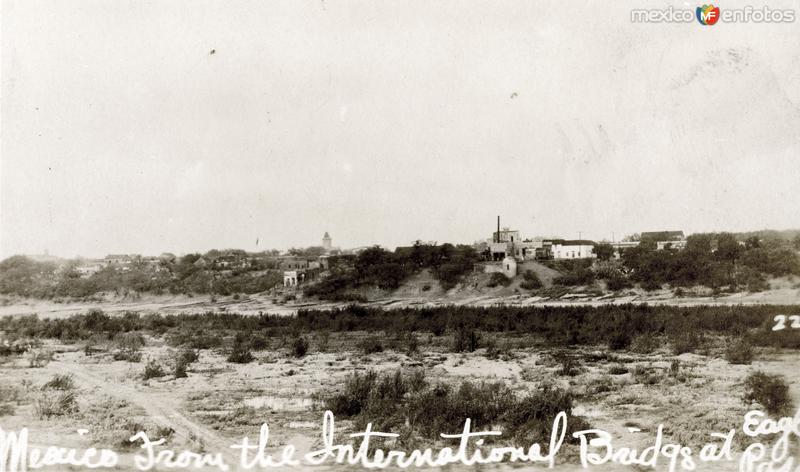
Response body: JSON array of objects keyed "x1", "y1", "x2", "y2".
[{"x1": 496, "y1": 215, "x2": 500, "y2": 243}]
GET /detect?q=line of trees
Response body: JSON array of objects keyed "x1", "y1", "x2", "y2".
[
  {"x1": 619, "y1": 233, "x2": 799, "y2": 291},
  {"x1": 0, "y1": 253, "x2": 283, "y2": 299},
  {"x1": 1, "y1": 303, "x2": 797, "y2": 350}
]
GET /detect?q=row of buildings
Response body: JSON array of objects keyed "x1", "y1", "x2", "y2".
[
  {"x1": 477, "y1": 217, "x2": 686, "y2": 278},
  {"x1": 69, "y1": 225, "x2": 688, "y2": 287}
]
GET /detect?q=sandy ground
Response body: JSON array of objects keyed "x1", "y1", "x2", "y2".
[
  {"x1": 1, "y1": 332, "x2": 797, "y2": 471},
  {"x1": 2, "y1": 279, "x2": 800, "y2": 320}
]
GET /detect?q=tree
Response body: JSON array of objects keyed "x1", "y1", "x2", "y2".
[
  {"x1": 288, "y1": 246, "x2": 326, "y2": 258},
  {"x1": 593, "y1": 243, "x2": 614, "y2": 261},
  {"x1": 715, "y1": 233, "x2": 742, "y2": 263}
]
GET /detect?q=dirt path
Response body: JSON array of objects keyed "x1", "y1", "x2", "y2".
[{"x1": 51, "y1": 361, "x2": 236, "y2": 462}]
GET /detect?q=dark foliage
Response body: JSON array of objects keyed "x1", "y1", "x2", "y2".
[
  {"x1": 0, "y1": 253, "x2": 283, "y2": 298},
  {"x1": 324, "y1": 369, "x2": 588, "y2": 447},
  {"x1": 292, "y1": 336, "x2": 309, "y2": 358},
  {"x1": 621, "y1": 232, "x2": 800, "y2": 291},
  {"x1": 227, "y1": 333, "x2": 255, "y2": 364},
  {"x1": 520, "y1": 270, "x2": 543, "y2": 290},
  {"x1": 2, "y1": 304, "x2": 799, "y2": 351},
  {"x1": 744, "y1": 371, "x2": 792, "y2": 415},
  {"x1": 486, "y1": 272, "x2": 511, "y2": 288},
  {"x1": 305, "y1": 243, "x2": 480, "y2": 300}
]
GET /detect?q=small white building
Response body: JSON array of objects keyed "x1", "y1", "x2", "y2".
[
  {"x1": 75, "y1": 263, "x2": 103, "y2": 278},
  {"x1": 502, "y1": 255, "x2": 518, "y2": 278},
  {"x1": 549, "y1": 240, "x2": 596, "y2": 259},
  {"x1": 283, "y1": 270, "x2": 303, "y2": 287},
  {"x1": 657, "y1": 240, "x2": 688, "y2": 250}
]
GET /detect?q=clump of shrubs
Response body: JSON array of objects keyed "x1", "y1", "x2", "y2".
[
  {"x1": 671, "y1": 332, "x2": 701, "y2": 355},
  {"x1": 608, "y1": 332, "x2": 632, "y2": 351},
  {"x1": 28, "y1": 349, "x2": 53, "y2": 368},
  {"x1": 358, "y1": 336, "x2": 384, "y2": 355},
  {"x1": 315, "y1": 331, "x2": 331, "y2": 352},
  {"x1": 744, "y1": 371, "x2": 791, "y2": 415},
  {"x1": 35, "y1": 374, "x2": 78, "y2": 418},
  {"x1": 606, "y1": 274, "x2": 632, "y2": 291},
  {"x1": 553, "y1": 262, "x2": 595, "y2": 286},
  {"x1": 112, "y1": 332, "x2": 145, "y2": 362},
  {"x1": 143, "y1": 359, "x2": 166, "y2": 380},
  {"x1": 554, "y1": 351, "x2": 579, "y2": 376},
  {"x1": 520, "y1": 270, "x2": 543, "y2": 290},
  {"x1": 167, "y1": 329, "x2": 224, "y2": 350},
  {"x1": 452, "y1": 325, "x2": 480, "y2": 353},
  {"x1": 486, "y1": 272, "x2": 511, "y2": 288},
  {"x1": 42, "y1": 374, "x2": 75, "y2": 391},
  {"x1": 631, "y1": 333, "x2": 660, "y2": 354},
  {"x1": 632, "y1": 365, "x2": 660, "y2": 385},
  {"x1": 323, "y1": 369, "x2": 588, "y2": 447},
  {"x1": 227, "y1": 333, "x2": 254, "y2": 364},
  {"x1": 725, "y1": 338, "x2": 754, "y2": 364},
  {"x1": 292, "y1": 336, "x2": 309, "y2": 358},
  {"x1": 173, "y1": 349, "x2": 199, "y2": 378}
]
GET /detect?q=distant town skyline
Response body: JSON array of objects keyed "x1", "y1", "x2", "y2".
[
  {"x1": 3, "y1": 1, "x2": 799, "y2": 260},
  {"x1": 9, "y1": 223, "x2": 800, "y2": 261}
]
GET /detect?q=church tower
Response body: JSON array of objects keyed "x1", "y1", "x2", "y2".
[{"x1": 322, "y1": 232, "x2": 332, "y2": 251}]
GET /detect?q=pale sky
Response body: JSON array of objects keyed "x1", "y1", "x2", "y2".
[{"x1": 2, "y1": 0, "x2": 799, "y2": 258}]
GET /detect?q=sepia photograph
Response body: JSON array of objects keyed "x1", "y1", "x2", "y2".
[{"x1": 1, "y1": 1, "x2": 799, "y2": 470}]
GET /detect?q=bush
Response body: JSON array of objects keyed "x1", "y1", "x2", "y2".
[
  {"x1": 396, "y1": 331, "x2": 418, "y2": 354},
  {"x1": 0, "y1": 404, "x2": 14, "y2": 416},
  {"x1": 671, "y1": 332, "x2": 700, "y2": 355},
  {"x1": 42, "y1": 374, "x2": 75, "y2": 391},
  {"x1": 292, "y1": 336, "x2": 309, "y2": 358},
  {"x1": 249, "y1": 334, "x2": 270, "y2": 351},
  {"x1": 174, "y1": 360, "x2": 188, "y2": 378},
  {"x1": 632, "y1": 365, "x2": 660, "y2": 385},
  {"x1": 520, "y1": 270, "x2": 543, "y2": 290},
  {"x1": 35, "y1": 375, "x2": 78, "y2": 418},
  {"x1": 34, "y1": 390, "x2": 78, "y2": 418},
  {"x1": 227, "y1": 334, "x2": 255, "y2": 364},
  {"x1": 112, "y1": 332, "x2": 145, "y2": 362},
  {"x1": 173, "y1": 349, "x2": 198, "y2": 378},
  {"x1": 358, "y1": 336, "x2": 384, "y2": 355},
  {"x1": 28, "y1": 349, "x2": 53, "y2": 368},
  {"x1": 744, "y1": 371, "x2": 791, "y2": 415},
  {"x1": 641, "y1": 279, "x2": 662, "y2": 291},
  {"x1": 323, "y1": 369, "x2": 587, "y2": 446},
  {"x1": 486, "y1": 272, "x2": 511, "y2": 288},
  {"x1": 143, "y1": 359, "x2": 166, "y2": 380},
  {"x1": 325, "y1": 370, "x2": 378, "y2": 417},
  {"x1": 606, "y1": 274, "x2": 632, "y2": 291},
  {"x1": 452, "y1": 325, "x2": 480, "y2": 353},
  {"x1": 631, "y1": 333, "x2": 660, "y2": 354},
  {"x1": 725, "y1": 338, "x2": 754, "y2": 364},
  {"x1": 608, "y1": 332, "x2": 632, "y2": 351},
  {"x1": 315, "y1": 331, "x2": 331, "y2": 352},
  {"x1": 553, "y1": 264, "x2": 595, "y2": 287},
  {"x1": 113, "y1": 349, "x2": 142, "y2": 363},
  {"x1": 554, "y1": 351, "x2": 579, "y2": 376}
]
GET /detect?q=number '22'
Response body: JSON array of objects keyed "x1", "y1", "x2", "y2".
[{"x1": 773, "y1": 315, "x2": 800, "y2": 331}]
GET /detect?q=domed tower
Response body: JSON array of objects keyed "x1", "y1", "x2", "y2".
[
  {"x1": 322, "y1": 232, "x2": 332, "y2": 252},
  {"x1": 502, "y1": 254, "x2": 517, "y2": 279}
]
